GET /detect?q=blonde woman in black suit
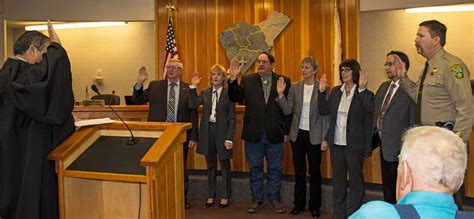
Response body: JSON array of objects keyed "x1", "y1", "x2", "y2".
[
  {"x1": 190, "y1": 64, "x2": 236, "y2": 208},
  {"x1": 275, "y1": 57, "x2": 329, "y2": 219},
  {"x1": 318, "y1": 59, "x2": 374, "y2": 219}
]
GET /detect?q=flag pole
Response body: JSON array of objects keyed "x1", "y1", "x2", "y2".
[{"x1": 163, "y1": 2, "x2": 178, "y2": 79}]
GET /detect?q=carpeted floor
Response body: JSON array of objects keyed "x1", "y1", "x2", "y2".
[{"x1": 186, "y1": 200, "x2": 332, "y2": 219}]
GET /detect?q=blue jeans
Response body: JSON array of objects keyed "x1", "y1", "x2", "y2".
[{"x1": 245, "y1": 133, "x2": 284, "y2": 203}]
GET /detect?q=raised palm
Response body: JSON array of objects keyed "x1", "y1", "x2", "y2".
[
  {"x1": 137, "y1": 66, "x2": 148, "y2": 84},
  {"x1": 228, "y1": 59, "x2": 241, "y2": 80},
  {"x1": 191, "y1": 71, "x2": 201, "y2": 86},
  {"x1": 319, "y1": 74, "x2": 327, "y2": 92}
]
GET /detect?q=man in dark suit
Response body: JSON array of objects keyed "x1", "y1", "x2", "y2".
[
  {"x1": 132, "y1": 58, "x2": 198, "y2": 209},
  {"x1": 374, "y1": 51, "x2": 415, "y2": 204},
  {"x1": 228, "y1": 52, "x2": 291, "y2": 214}
]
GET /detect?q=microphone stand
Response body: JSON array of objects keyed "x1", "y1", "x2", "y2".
[
  {"x1": 108, "y1": 100, "x2": 137, "y2": 145},
  {"x1": 91, "y1": 85, "x2": 136, "y2": 145}
]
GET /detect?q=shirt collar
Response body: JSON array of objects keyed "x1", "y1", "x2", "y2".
[
  {"x1": 212, "y1": 86, "x2": 223, "y2": 94},
  {"x1": 13, "y1": 55, "x2": 28, "y2": 63},
  {"x1": 167, "y1": 80, "x2": 180, "y2": 86},
  {"x1": 340, "y1": 83, "x2": 356, "y2": 93},
  {"x1": 391, "y1": 79, "x2": 400, "y2": 87},
  {"x1": 427, "y1": 48, "x2": 446, "y2": 65},
  {"x1": 398, "y1": 191, "x2": 457, "y2": 210}
]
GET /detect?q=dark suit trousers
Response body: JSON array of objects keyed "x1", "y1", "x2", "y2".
[
  {"x1": 380, "y1": 146, "x2": 398, "y2": 204},
  {"x1": 330, "y1": 145, "x2": 365, "y2": 219},
  {"x1": 206, "y1": 123, "x2": 232, "y2": 199},
  {"x1": 291, "y1": 129, "x2": 322, "y2": 211},
  {"x1": 183, "y1": 143, "x2": 189, "y2": 199}
]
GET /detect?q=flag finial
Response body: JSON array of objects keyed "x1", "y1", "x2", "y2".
[{"x1": 166, "y1": 3, "x2": 177, "y2": 12}]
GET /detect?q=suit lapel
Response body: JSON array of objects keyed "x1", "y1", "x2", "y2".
[
  {"x1": 267, "y1": 73, "x2": 279, "y2": 107},
  {"x1": 254, "y1": 74, "x2": 266, "y2": 104},
  {"x1": 375, "y1": 82, "x2": 389, "y2": 114},
  {"x1": 177, "y1": 82, "x2": 187, "y2": 116},
  {"x1": 385, "y1": 85, "x2": 402, "y2": 113},
  {"x1": 295, "y1": 82, "x2": 304, "y2": 114},
  {"x1": 309, "y1": 81, "x2": 319, "y2": 117}
]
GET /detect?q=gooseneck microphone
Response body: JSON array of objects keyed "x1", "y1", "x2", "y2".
[{"x1": 91, "y1": 85, "x2": 136, "y2": 145}]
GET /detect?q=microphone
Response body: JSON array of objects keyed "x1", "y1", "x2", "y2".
[
  {"x1": 90, "y1": 85, "x2": 136, "y2": 145},
  {"x1": 91, "y1": 84, "x2": 101, "y2": 95}
]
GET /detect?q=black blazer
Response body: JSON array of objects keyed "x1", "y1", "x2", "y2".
[
  {"x1": 190, "y1": 87, "x2": 236, "y2": 160},
  {"x1": 132, "y1": 79, "x2": 198, "y2": 141},
  {"x1": 319, "y1": 85, "x2": 374, "y2": 154},
  {"x1": 228, "y1": 72, "x2": 291, "y2": 144}
]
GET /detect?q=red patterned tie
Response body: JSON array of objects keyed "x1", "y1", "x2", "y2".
[{"x1": 378, "y1": 83, "x2": 396, "y2": 134}]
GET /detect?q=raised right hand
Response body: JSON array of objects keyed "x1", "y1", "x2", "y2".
[
  {"x1": 319, "y1": 74, "x2": 327, "y2": 92},
  {"x1": 227, "y1": 59, "x2": 241, "y2": 80},
  {"x1": 47, "y1": 20, "x2": 61, "y2": 44},
  {"x1": 276, "y1": 77, "x2": 286, "y2": 97},
  {"x1": 191, "y1": 71, "x2": 201, "y2": 86},
  {"x1": 392, "y1": 54, "x2": 407, "y2": 78},
  {"x1": 137, "y1": 66, "x2": 148, "y2": 85}
]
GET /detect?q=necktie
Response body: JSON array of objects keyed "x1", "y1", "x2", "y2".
[
  {"x1": 166, "y1": 83, "x2": 177, "y2": 122},
  {"x1": 210, "y1": 90, "x2": 218, "y2": 122},
  {"x1": 414, "y1": 61, "x2": 429, "y2": 125},
  {"x1": 263, "y1": 79, "x2": 269, "y2": 103},
  {"x1": 378, "y1": 83, "x2": 397, "y2": 134}
]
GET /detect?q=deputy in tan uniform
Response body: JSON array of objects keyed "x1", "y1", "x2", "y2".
[
  {"x1": 394, "y1": 19, "x2": 472, "y2": 210},
  {"x1": 394, "y1": 20, "x2": 472, "y2": 143}
]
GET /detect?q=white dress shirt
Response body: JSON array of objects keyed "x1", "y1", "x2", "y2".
[
  {"x1": 334, "y1": 84, "x2": 356, "y2": 146},
  {"x1": 209, "y1": 87, "x2": 222, "y2": 123},
  {"x1": 299, "y1": 84, "x2": 314, "y2": 131}
]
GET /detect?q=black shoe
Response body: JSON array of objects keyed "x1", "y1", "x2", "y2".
[
  {"x1": 185, "y1": 200, "x2": 191, "y2": 209},
  {"x1": 218, "y1": 199, "x2": 230, "y2": 208},
  {"x1": 288, "y1": 207, "x2": 303, "y2": 216},
  {"x1": 205, "y1": 199, "x2": 214, "y2": 208},
  {"x1": 310, "y1": 209, "x2": 320, "y2": 219}
]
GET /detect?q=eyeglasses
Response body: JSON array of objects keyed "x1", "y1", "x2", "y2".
[
  {"x1": 384, "y1": 62, "x2": 394, "y2": 67},
  {"x1": 256, "y1": 60, "x2": 269, "y2": 65},
  {"x1": 341, "y1": 67, "x2": 351, "y2": 72}
]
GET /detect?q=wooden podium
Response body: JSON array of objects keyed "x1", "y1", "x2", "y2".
[{"x1": 49, "y1": 121, "x2": 190, "y2": 219}]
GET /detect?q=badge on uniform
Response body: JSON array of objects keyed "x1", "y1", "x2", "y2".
[
  {"x1": 430, "y1": 67, "x2": 438, "y2": 75},
  {"x1": 450, "y1": 64, "x2": 464, "y2": 80}
]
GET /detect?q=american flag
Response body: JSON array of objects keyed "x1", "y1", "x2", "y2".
[{"x1": 163, "y1": 16, "x2": 178, "y2": 79}]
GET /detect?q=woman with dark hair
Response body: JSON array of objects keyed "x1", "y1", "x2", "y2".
[
  {"x1": 190, "y1": 64, "x2": 236, "y2": 208},
  {"x1": 318, "y1": 58, "x2": 374, "y2": 219}
]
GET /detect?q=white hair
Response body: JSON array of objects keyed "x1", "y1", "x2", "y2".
[{"x1": 399, "y1": 126, "x2": 467, "y2": 194}]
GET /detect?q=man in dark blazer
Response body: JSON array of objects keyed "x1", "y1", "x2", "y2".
[
  {"x1": 374, "y1": 51, "x2": 415, "y2": 203},
  {"x1": 132, "y1": 58, "x2": 198, "y2": 209},
  {"x1": 228, "y1": 52, "x2": 291, "y2": 214}
]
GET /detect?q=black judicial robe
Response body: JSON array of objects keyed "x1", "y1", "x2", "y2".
[{"x1": 0, "y1": 42, "x2": 75, "y2": 219}]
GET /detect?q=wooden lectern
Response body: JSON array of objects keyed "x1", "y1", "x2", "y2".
[{"x1": 49, "y1": 121, "x2": 190, "y2": 219}]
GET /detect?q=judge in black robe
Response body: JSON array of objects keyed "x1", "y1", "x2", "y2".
[{"x1": 0, "y1": 23, "x2": 75, "y2": 219}]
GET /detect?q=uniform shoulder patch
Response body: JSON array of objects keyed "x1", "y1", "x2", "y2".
[{"x1": 450, "y1": 64, "x2": 464, "y2": 80}]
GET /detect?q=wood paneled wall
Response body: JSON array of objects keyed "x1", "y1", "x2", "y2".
[
  {"x1": 155, "y1": 0, "x2": 359, "y2": 86},
  {"x1": 155, "y1": 0, "x2": 360, "y2": 178}
]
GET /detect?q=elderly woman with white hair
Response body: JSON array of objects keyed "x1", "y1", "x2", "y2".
[{"x1": 349, "y1": 126, "x2": 468, "y2": 219}]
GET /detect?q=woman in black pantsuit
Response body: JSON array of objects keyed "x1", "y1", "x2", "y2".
[
  {"x1": 318, "y1": 59, "x2": 374, "y2": 219},
  {"x1": 189, "y1": 64, "x2": 236, "y2": 208}
]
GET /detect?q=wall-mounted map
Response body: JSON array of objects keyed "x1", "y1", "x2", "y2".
[{"x1": 218, "y1": 11, "x2": 291, "y2": 74}]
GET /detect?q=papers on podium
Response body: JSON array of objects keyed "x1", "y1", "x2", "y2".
[{"x1": 75, "y1": 118, "x2": 115, "y2": 127}]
